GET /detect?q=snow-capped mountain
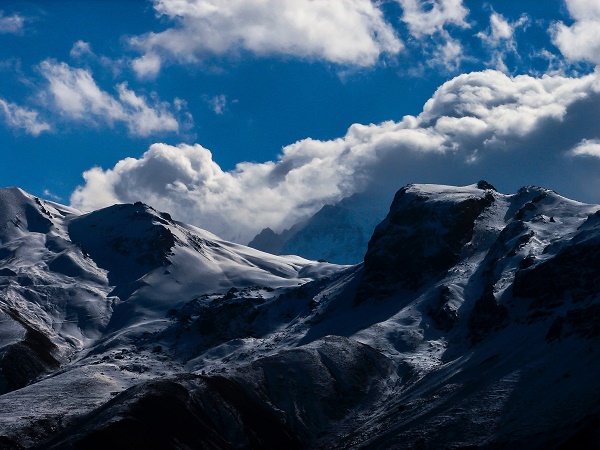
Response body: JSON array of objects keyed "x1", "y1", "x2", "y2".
[
  {"x1": 2, "y1": 182, "x2": 600, "y2": 449},
  {"x1": 0, "y1": 187, "x2": 341, "y2": 443},
  {"x1": 249, "y1": 191, "x2": 390, "y2": 264}
]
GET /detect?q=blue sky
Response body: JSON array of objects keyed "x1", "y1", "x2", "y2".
[{"x1": 1, "y1": 0, "x2": 600, "y2": 242}]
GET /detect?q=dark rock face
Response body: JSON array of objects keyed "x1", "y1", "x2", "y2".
[
  {"x1": 167, "y1": 292, "x2": 267, "y2": 350},
  {"x1": 24, "y1": 203, "x2": 53, "y2": 234},
  {"x1": 0, "y1": 308, "x2": 60, "y2": 394},
  {"x1": 546, "y1": 304, "x2": 600, "y2": 342},
  {"x1": 0, "y1": 268, "x2": 17, "y2": 277},
  {"x1": 511, "y1": 208, "x2": 600, "y2": 346},
  {"x1": 514, "y1": 217, "x2": 600, "y2": 308},
  {"x1": 428, "y1": 286, "x2": 460, "y2": 331},
  {"x1": 43, "y1": 337, "x2": 392, "y2": 450},
  {"x1": 235, "y1": 336, "x2": 395, "y2": 441},
  {"x1": 467, "y1": 291, "x2": 509, "y2": 344},
  {"x1": 43, "y1": 376, "x2": 302, "y2": 450},
  {"x1": 356, "y1": 185, "x2": 495, "y2": 303},
  {"x1": 476, "y1": 180, "x2": 497, "y2": 191}
]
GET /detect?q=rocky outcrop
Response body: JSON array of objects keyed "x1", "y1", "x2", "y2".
[
  {"x1": 356, "y1": 183, "x2": 495, "y2": 303},
  {"x1": 0, "y1": 308, "x2": 61, "y2": 394}
]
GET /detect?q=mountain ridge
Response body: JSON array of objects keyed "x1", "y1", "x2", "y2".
[{"x1": 1, "y1": 182, "x2": 600, "y2": 449}]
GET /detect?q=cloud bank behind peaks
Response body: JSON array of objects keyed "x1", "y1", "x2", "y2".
[
  {"x1": 71, "y1": 69, "x2": 600, "y2": 243},
  {"x1": 130, "y1": 0, "x2": 403, "y2": 77}
]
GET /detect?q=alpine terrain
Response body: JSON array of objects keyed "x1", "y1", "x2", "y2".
[
  {"x1": 249, "y1": 192, "x2": 389, "y2": 265},
  {"x1": 1, "y1": 181, "x2": 600, "y2": 449}
]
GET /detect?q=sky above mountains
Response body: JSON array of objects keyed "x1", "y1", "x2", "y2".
[{"x1": 1, "y1": 0, "x2": 600, "y2": 242}]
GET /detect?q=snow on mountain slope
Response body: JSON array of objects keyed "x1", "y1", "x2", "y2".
[
  {"x1": 2, "y1": 182, "x2": 600, "y2": 449},
  {"x1": 66, "y1": 202, "x2": 341, "y2": 336},
  {"x1": 0, "y1": 188, "x2": 113, "y2": 394},
  {"x1": 249, "y1": 191, "x2": 390, "y2": 264},
  {"x1": 0, "y1": 187, "x2": 345, "y2": 445},
  {"x1": 325, "y1": 181, "x2": 600, "y2": 448}
]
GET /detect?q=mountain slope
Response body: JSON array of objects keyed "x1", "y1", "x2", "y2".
[
  {"x1": 0, "y1": 187, "x2": 344, "y2": 447},
  {"x1": 2, "y1": 183, "x2": 600, "y2": 449},
  {"x1": 249, "y1": 191, "x2": 389, "y2": 264}
]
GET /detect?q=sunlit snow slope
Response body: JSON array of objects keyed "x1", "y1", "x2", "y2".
[{"x1": 0, "y1": 188, "x2": 340, "y2": 399}]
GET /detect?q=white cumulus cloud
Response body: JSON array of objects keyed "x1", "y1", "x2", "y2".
[
  {"x1": 552, "y1": 0, "x2": 600, "y2": 65},
  {"x1": 39, "y1": 60, "x2": 187, "y2": 136},
  {"x1": 130, "y1": 0, "x2": 403, "y2": 77},
  {"x1": 71, "y1": 69, "x2": 600, "y2": 243},
  {"x1": 397, "y1": 0, "x2": 469, "y2": 37}
]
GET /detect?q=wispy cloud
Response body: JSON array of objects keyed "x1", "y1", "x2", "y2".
[
  {"x1": 68, "y1": 41, "x2": 128, "y2": 78},
  {"x1": 0, "y1": 98, "x2": 50, "y2": 136},
  {"x1": 69, "y1": 41, "x2": 94, "y2": 60},
  {"x1": 396, "y1": 0, "x2": 470, "y2": 73},
  {"x1": 568, "y1": 138, "x2": 600, "y2": 158},
  {"x1": 0, "y1": 11, "x2": 25, "y2": 35},
  {"x1": 477, "y1": 11, "x2": 529, "y2": 72},
  {"x1": 130, "y1": 0, "x2": 403, "y2": 78},
  {"x1": 397, "y1": 0, "x2": 470, "y2": 37},
  {"x1": 42, "y1": 189, "x2": 62, "y2": 201},
  {"x1": 208, "y1": 94, "x2": 228, "y2": 115},
  {"x1": 429, "y1": 32, "x2": 465, "y2": 72}
]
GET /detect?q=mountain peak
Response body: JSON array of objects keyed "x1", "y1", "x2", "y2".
[
  {"x1": 357, "y1": 182, "x2": 497, "y2": 302},
  {"x1": 476, "y1": 180, "x2": 496, "y2": 191}
]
